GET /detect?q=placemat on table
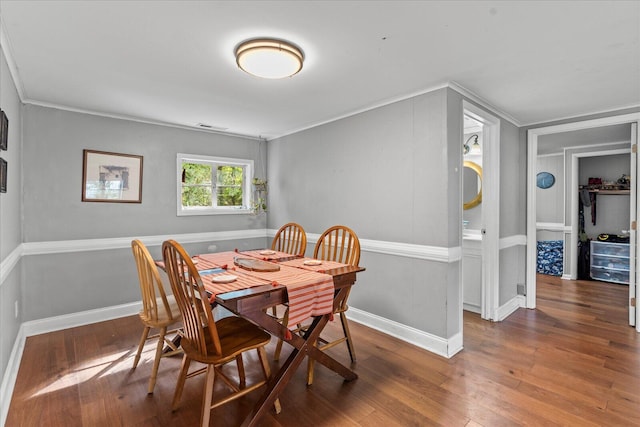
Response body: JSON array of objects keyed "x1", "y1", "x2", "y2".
[
  {"x1": 200, "y1": 270, "x2": 272, "y2": 302},
  {"x1": 280, "y1": 257, "x2": 350, "y2": 272},
  {"x1": 241, "y1": 249, "x2": 297, "y2": 261}
]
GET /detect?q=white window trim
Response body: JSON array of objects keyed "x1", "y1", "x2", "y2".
[{"x1": 177, "y1": 153, "x2": 254, "y2": 216}]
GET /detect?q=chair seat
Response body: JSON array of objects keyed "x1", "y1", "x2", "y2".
[
  {"x1": 139, "y1": 294, "x2": 181, "y2": 327},
  {"x1": 180, "y1": 316, "x2": 271, "y2": 365}
]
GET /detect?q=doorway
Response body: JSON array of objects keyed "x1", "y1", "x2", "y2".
[
  {"x1": 462, "y1": 101, "x2": 500, "y2": 321},
  {"x1": 462, "y1": 115, "x2": 483, "y2": 315},
  {"x1": 526, "y1": 112, "x2": 640, "y2": 331}
]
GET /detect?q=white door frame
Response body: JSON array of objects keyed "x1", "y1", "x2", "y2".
[
  {"x1": 464, "y1": 101, "x2": 500, "y2": 321},
  {"x1": 630, "y1": 122, "x2": 638, "y2": 326},
  {"x1": 526, "y1": 112, "x2": 640, "y2": 332}
]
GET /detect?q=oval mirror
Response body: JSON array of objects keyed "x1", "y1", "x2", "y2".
[{"x1": 463, "y1": 160, "x2": 482, "y2": 210}]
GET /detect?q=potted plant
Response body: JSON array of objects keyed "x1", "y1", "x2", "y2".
[{"x1": 252, "y1": 178, "x2": 268, "y2": 214}]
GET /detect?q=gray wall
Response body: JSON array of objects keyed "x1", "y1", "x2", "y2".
[
  {"x1": 497, "y1": 116, "x2": 525, "y2": 306},
  {"x1": 268, "y1": 87, "x2": 525, "y2": 339},
  {"x1": 20, "y1": 105, "x2": 268, "y2": 320},
  {"x1": 23, "y1": 106, "x2": 267, "y2": 242},
  {"x1": 0, "y1": 48, "x2": 24, "y2": 397},
  {"x1": 268, "y1": 88, "x2": 458, "y2": 338},
  {"x1": 268, "y1": 91, "x2": 452, "y2": 247},
  {"x1": 536, "y1": 155, "x2": 565, "y2": 225},
  {"x1": 2, "y1": 78, "x2": 529, "y2": 374}
]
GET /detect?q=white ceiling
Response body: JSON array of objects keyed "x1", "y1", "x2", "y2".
[{"x1": 1, "y1": 1, "x2": 639, "y2": 140}]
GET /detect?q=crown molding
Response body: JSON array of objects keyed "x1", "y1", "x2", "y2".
[
  {"x1": 449, "y1": 81, "x2": 521, "y2": 127},
  {"x1": 23, "y1": 99, "x2": 263, "y2": 141},
  {"x1": 0, "y1": 16, "x2": 27, "y2": 102},
  {"x1": 271, "y1": 82, "x2": 452, "y2": 140},
  {"x1": 522, "y1": 104, "x2": 640, "y2": 128}
]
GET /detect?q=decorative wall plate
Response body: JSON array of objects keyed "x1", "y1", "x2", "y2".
[{"x1": 536, "y1": 172, "x2": 555, "y2": 189}]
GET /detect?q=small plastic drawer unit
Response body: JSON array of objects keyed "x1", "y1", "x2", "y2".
[{"x1": 590, "y1": 241, "x2": 630, "y2": 285}]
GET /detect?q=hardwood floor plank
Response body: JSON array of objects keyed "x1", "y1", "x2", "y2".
[{"x1": 7, "y1": 274, "x2": 640, "y2": 426}]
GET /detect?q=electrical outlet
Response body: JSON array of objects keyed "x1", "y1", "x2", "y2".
[{"x1": 14, "y1": 301, "x2": 19, "y2": 319}]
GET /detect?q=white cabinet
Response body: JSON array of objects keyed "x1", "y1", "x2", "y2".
[
  {"x1": 463, "y1": 233, "x2": 482, "y2": 313},
  {"x1": 590, "y1": 241, "x2": 630, "y2": 285}
]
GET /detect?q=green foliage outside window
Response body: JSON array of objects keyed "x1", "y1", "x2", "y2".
[
  {"x1": 216, "y1": 165, "x2": 243, "y2": 206},
  {"x1": 182, "y1": 163, "x2": 212, "y2": 206},
  {"x1": 181, "y1": 162, "x2": 244, "y2": 208}
]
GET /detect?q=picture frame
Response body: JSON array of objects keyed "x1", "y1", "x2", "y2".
[
  {"x1": 0, "y1": 110, "x2": 8, "y2": 151},
  {"x1": 82, "y1": 149, "x2": 143, "y2": 203},
  {"x1": 0, "y1": 158, "x2": 6, "y2": 193}
]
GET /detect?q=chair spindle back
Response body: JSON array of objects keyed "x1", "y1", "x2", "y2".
[
  {"x1": 162, "y1": 239, "x2": 222, "y2": 357},
  {"x1": 313, "y1": 225, "x2": 360, "y2": 266},
  {"x1": 131, "y1": 239, "x2": 176, "y2": 323},
  {"x1": 272, "y1": 222, "x2": 307, "y2": 256}
]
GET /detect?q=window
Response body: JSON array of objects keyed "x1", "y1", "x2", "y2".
[{"x1": 177, "y1": 153, "x2": 253, "y2": 215}]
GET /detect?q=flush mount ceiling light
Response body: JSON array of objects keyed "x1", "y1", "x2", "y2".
[{"x1": 235, "y1": 38, "x2": 304, "y2": 79}]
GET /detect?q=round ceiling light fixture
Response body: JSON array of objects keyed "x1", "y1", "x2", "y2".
[{"x1": 235, "y1": 38, "x2": 304, "y2": 79}]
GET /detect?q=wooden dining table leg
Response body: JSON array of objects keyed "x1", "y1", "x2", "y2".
[
  {"x1": 299, "y1": 287, "x2": 358, "y2": 381},
  {"x1": 238, "y1": 309, "x2": 325, "y2": 426},
  {"x1": 239, "y1": 290, "x2": 356, "y2": 427}
]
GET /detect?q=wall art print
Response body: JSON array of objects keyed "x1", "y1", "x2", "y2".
[{"x1": 82, "y1": 149, "x2": 143, "y2": 203}]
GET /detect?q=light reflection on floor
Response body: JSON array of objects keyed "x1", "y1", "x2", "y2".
[{"x1": 30, "y1": 349, "x2": 134, "y2": 398}]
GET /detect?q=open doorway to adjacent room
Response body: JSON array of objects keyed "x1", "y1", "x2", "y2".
[{"x1": 527, "y1": 113, "x2": 640, "y2": 330}]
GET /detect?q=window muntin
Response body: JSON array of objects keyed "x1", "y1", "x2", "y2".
[{"x1": 177, "y1": 154, "x2": 253, "y2": 215}]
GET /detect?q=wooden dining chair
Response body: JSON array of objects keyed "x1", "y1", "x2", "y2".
[
  {"x1": 161, "y1": 239, "x2": 280, "y2": 427},
  {"x1": 130, "y1": 239, "x2": 182, "y2": 394},
  {"x1": 307, "y1": 225, "x2": 361, "y2": 385},
  {"x1": 271, "y1": 222, "x2": 307, "y2": 361},
  {"x1": 271, "y1": 222, "x2": 307, "y2": 257}
]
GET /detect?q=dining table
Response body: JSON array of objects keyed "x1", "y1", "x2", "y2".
[{"x1": 157, "y1": 248, "x2": 365, "y2": 427}]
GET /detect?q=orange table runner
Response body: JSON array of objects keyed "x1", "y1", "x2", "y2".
[
  {"x1": 199, "y1": 269, "x2": 272, "y2": 301},
  {"x1": 235, "y1": 264, "x2": 335, "y2": 327},
  {"x1": 155, "y1": 256, "x2": 219, "y2": 271},
  {"x1": 160, "y1": 251, "x2": 336, "y2": 330},
  {"x1": 195, "y1": 252, "x2": 239, "y2": 268}
]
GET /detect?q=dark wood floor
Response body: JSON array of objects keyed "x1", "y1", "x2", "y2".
[{"x1": 7, "y1": 275, "x2": 640, "y2": 426}]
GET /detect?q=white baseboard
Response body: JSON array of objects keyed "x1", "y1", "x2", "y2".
[
  {"x1": 0, "y1": 301, "x2": 142, "y2": 425},
  {"x1": 0, "y1": 325, "x2": 26, "y2": 427},
  {"x1": 447, "y1": 332, "x2": 463, "y2": 357},
  {"x1": 347, "y1": 307, "x2": 461, "y2": 359},
  {"x1": 463, "y1": 303, "x2": 481, "y2": 314},
  {"x1": 496, "y1": 295, "x2": 525, "y2": 321},
  {"x1": 22, "y1": 301, "x2": 142, "y2": 337}
]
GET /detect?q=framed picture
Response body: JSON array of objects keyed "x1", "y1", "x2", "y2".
[
  {"x1": 0, "y1": 110, "x2": 8, "y2": 151},
  {"x1": 0, "y1": 158, "x2": 6, "y2": 193},
  {"x1": 82, "y1": 149, "x2": 143, "y2": 203}
]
